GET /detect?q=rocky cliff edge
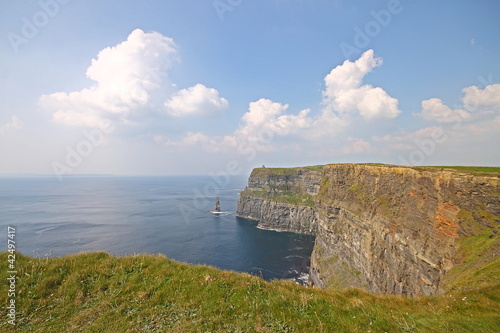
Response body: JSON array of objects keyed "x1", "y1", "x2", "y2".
[{"x1": 236, "y1": 164, "x2": 500, "y2": 297}]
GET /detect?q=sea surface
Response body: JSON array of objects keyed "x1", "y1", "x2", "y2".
[{"x1": 0, "y1": 175, "x2": 315, "y2": 283}]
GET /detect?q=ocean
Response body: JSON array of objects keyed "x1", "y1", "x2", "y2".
[{"x1": 0, "y1": 175, "x2": 315, "y2": 284}]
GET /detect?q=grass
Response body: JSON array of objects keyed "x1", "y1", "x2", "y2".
[
  {"x1": 431, "y1": 166, "x2": 500, "y2": 174},
  {"x1": 443, "y1": 229, "x2": 500, "y2": 293},
  {"x1": 400, "y1": 165, "x2": 500, "y2": 177},
  {"x1": 244, "y1": 166, "x2": 323, "y2": 207},
  {"x1": 252, "y1": 165, "x2": 324, "y2": 176},
  {"x1": 240, "y1": 190, "x2": 316, "y2": 207},
  {"x1": 349, "y1": 184, "x2": 363, "y2": 192},
  {"x1": 268, "y1": 193, "x2": 316, "y2": 207},
  {"x1": 2, "y1": 251, "x2": 499, "y2": 333},
  {"x1": 241, "y1": 189, "x2": 268, "y2": 196},
  {"x1": 327, "y1": 163, "x2": 500, "y2": 176},
  {"x1": 300, "y1": 165, "x2": 324, "y2": 172}
]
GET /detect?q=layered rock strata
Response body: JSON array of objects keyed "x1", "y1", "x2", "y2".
[
  {"x1": 236, "y1": 167, "x2": 321, "y2": 235},
  {"x1": 237, "y1": 164, "x2": 500, "y2": 297}
]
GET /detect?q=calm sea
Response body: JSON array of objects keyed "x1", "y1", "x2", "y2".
[{"x1": 0, "y1": 175, "x2": 315, "y2": 283}]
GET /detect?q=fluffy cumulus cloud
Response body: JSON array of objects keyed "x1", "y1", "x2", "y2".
[
  {"x1": 0, "y1": 115, "x2": 23, "y2": 133},
  {"x1": 418, "y1": 83, "x2": 500, "y2": 124},
  {"x1": 419, "y1": 98, "x2": 470, "y2": 123},
  {"x1": 165, "y1": 84, "x2": 228, "y2": 117},
  {"x1": 461, "y1": 84, "x2": 500, "y2": 113},
  {"x1": 40, "y1": 29, "x2": 177, "y2": 127},
  {"x1": 322, "y1": 49, "x2": 401, "y2": 120},
  {"x1": 156, "y1": 98, "x2": 313, "y2": 153},
  {"x1": 221, "y1": 50, "x2": 401, "y2": 150},
  {"x1": 39, "y1": 29, "x2": 227, "y2": 128},
  {"x1": 231, "y1": 98, "x2": 312, "y2": 148}
]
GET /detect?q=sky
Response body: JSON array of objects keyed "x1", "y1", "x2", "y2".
[{"x1": 1, "y1": 0, "x2": 499, "y2": 176}]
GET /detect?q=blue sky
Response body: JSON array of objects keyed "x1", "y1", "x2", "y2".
[{"x1": 1, "y1": 0, "x2": 499, "y2": 176}]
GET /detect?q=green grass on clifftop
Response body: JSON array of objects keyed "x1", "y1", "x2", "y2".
[
  {"x1": 357, "y1": 163, "x2": 500, "y2": 175},
  {"x1": 252, "y1": 165, "x2": 324, "y2": 175},
  {"x1": 430, "y1": 166, "x2": 500, "y2": 175},
  {"x1": 257, "y1": 164, "x2": 500, "y2": 176},
  {"x1": 2, "y1": 252, "x2": 499, "y2": 333}
]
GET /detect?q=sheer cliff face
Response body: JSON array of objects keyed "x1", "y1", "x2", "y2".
[
  {"x1": 237, "y1": 164, "x2": 500, "y2": 297},
  {"x1": 311, "y1": 165, "x2": 499, "y2": 296},
  {"x1": 236, "y1": 167, "x2": 322, "y2": 235}
]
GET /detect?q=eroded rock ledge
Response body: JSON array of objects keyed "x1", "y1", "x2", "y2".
[
  {"x1": 236, "y1": 164, "x2": 500, "y2": 297},
  {"x1": 236, "y1": 166, "x2": 322, "y2": 235}
]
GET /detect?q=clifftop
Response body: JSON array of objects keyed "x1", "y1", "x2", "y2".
[
  {"x1": 237, "y1": 163, "x2": 500, "y2": 297},
  {"x1": 243, "y1": 166, "x2": 322, "y2": 203},
  {"x1": 236, "y1": 166, "x2": 323, "y2": 234}
]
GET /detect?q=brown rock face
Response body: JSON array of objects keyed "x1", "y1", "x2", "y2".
[
  {"x1": 237, "y1": 164, "x2": 500, "y2": 296},
  {"x1": 236, "y1": 167, "x2": 321, "y2": 235}
]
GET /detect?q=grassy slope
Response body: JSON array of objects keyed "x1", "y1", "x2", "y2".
[{"x1": 2, "y1": 252, "x2": 499, "y2": 333}]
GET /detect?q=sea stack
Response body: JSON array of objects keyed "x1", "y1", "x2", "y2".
[{"x1": 210, "y1": 197, "x2": 222, "y2": 214}]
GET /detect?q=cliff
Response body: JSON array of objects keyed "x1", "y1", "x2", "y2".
[
  {"x1": 236, "y1": 166, "x2": 322, "y2": 235},
  {"x1": 237, "y1": 164, "x2": 500, "y2": 297}
]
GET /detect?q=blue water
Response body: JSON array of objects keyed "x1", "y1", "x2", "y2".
[{"x1": 0, "y1": 175, "x2": 315, "y2": 283}]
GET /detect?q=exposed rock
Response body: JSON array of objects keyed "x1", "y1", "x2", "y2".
[
  {"x1": 238, "y1": 197, "x2": 318, "y2": 235},
  {"x1": 236, "y1": 167, "x2": 321, "y2": 235},
  {"x1": 237, "y1": 163, "x2": 500, "y2": 297}
]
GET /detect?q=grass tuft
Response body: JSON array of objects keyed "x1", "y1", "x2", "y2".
[{"x1": 2, "y1": 251, "x2": 499, "y2": 332}]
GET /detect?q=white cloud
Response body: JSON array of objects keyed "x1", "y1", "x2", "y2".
[
  {"x1": 322, "y1": 49, "x2": 401, "y2": 120},
  {"x1": 462, "y1": 84, "x2": 500, "y2": 113},
  {"x1": 241, "y1": 99, "x2": 288, "y2": 128},
  {"x1": 165, "y1": 83, "x2": 228, "y2": 117},
  {"x1": 303, "y1": 109, "x2": 349, "y2": 141},
  {"x1": 417, "y1": 84, "x2": 500, "y2": 124},
  {"x1": 419, "y1": 98, "x2": 470, "y2": 123},
  {"x1": 242, "y1": 99, "x2": 312, "y2": 136},
  {"x1": 158, "y1": 98, "x2": 314, "y2": 153},
  {"x1": 40, "y1": 29, "x2": 178, "y2": 128},
  {"x1": 231, "y1": 98, "x2": 312, "y2": 150},
  {"x1": 0, "y1": 115, "x2": 23, "y2": 133}
]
